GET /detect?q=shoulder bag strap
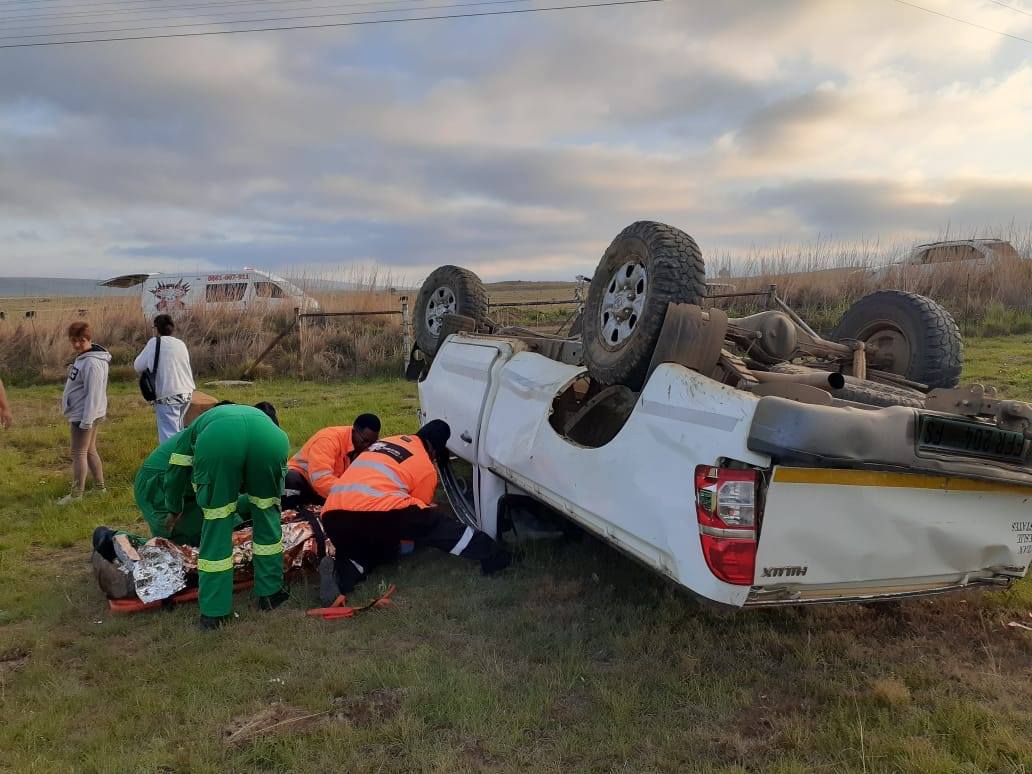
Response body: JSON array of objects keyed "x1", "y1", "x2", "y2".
[{"x1": 152, "y1": 335, "x2": 161, "y2": 377}]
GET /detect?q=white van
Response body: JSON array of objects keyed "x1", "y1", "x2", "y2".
[{"x1": 99, "y1": 268, "x2": 319, "y2": 317}]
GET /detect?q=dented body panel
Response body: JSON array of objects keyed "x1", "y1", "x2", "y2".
[
  {"x1": 419, "y1": 335, "x2": 1032, "y2": 608},
  {"x1": 750, "y1": 468, "x2": 1032, "y2": 604}
]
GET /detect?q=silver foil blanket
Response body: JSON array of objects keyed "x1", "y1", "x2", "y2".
[
  {"x1": 132, "y1": 539, "x2": 188, "y2": 604},
  {"x1": 130, "y1": 511, "x2": 323, "y2": 603}
]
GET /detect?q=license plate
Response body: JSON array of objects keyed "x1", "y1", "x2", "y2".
[{"x1": 917, "y1": 414, "x2": 1028, "y2": 464}]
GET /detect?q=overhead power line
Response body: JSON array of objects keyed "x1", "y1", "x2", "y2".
[
  {"x1": 2, "y1": 0, "x2": 524, "y2": 37},
  {"x1": 891, "y1": 0, "x2": 1032, "y2": 46},
  {"x1": 0, "y1": 0, "x2": 340, "y2": 24},
  {"x1": 985, "y1": 0, "x2": 1032, "y2": 18},
  {"x1": 0, "y1": 0, "x2": 664, "y2": 49}
]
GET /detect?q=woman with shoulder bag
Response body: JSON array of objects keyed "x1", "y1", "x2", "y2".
[{"x1": 135, "y1": 314, "x2": 196, "y2": 442}]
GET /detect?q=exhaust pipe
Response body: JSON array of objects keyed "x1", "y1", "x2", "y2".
[{"x1": 751, "y1": 369, "x2": 846, "y2": 392}]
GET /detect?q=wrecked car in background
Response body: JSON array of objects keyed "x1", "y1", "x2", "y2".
[
  {"x1": 410, "y1": 221, "x2": 1032, "y2": 609},
  {"x1": 866, "y1": 238, "x2": 1025, "y2": 283}
]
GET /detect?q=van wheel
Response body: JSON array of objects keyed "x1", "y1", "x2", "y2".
[
  {"x1": 582, "y1": 221, "x2": 707, "y2": 390},
  {"x1": 414, "y1": 266, "x2": 490, "y2": 356},
  {"x1": 835, "y1": 290, "x2": 962, "y2": 389}
]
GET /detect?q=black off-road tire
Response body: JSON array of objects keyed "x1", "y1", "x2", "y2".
[
  {"x1": 414, "y1": 266, "x2": 489, "y2": 357},
  {"x1": 582, "y1": 221, "x2": 707, "y2": 389},
  {"x1": 835, "y1": 290, "x2": 962, "y2": 389},
  {"x1": 769, "y1": 364, "x2": 926, "y2": 408}
]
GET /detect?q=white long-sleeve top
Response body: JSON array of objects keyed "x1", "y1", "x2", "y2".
[{"x1": 133, "y1": 335, "x2": 196, "y2": 401}]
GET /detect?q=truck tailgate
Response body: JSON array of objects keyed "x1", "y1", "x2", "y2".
[{"x1": 750, "y1": 467, "x2": 1032, "y2": 603}]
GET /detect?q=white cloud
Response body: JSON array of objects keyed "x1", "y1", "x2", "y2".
[{"x1": 1, "y1": 0, "x2": 1031, "y2": 281}]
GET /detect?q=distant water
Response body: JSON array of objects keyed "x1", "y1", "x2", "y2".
[
  {"x1": 0, "y1": 277, "x2": 135, "y2": 298},
  {"x1": 0, "y1": 276, "x2": 416, "y2": 298}
]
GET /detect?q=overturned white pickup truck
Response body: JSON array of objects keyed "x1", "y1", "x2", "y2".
[{"x1": 413, "y1": 222, "x2": 1032, "y2": 608}]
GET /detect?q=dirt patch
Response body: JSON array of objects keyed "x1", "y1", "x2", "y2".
[
  {"x1": 548, "y1": 688, "x2": 592, "y2": 722},
  {"x1": 25, "y1": 544, "x2": 84, "y2": 567},
  {"x1": 0, "y1": 648, "x2": 30, "y2": 676},
  {"x1": 332, "y1": 687, "x2": 404, "y2": 726},
  {"x1": 459, "y1": 737, "x2": 500, "y2": 768},
  {"x1": 223, "y1": 702, "x2": 329, "y2": 746},
  {"x1": 223, "y1": 690, "x2": 405, "y2": 745},
  {"x1": 735, "y1": 693, "x2": 815, "y2": 742},
  {"x1": 531, "y1": 577, "x2": 586, "y2": 604},
  {"x1": 521, "y1": 576, "x2": 587, "y2": 618}
]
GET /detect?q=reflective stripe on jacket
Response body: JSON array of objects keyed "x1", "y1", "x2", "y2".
[
  {"x1": 323, "y1": 434, "x2": 437, "y2": 513},
  {"x1": 287, "y1": 426, "x2": 356, "y2": 499}
]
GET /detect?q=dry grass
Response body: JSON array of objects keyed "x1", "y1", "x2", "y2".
[
  {"x1": 5, "y1": 229, "x2": 1032, "y2": 382},
  {"x1": 0, "y1": 271, "x2": 407, "y2": 384},
  {"x1": 708, "y1": 228, "x2": 1032, "y2": 335}
]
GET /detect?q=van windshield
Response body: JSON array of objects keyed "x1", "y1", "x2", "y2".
[{"x1": 278, "y1": 278, "x2": 306, "y2": 297}]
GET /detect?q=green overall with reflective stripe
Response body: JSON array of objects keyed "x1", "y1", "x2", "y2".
[
  {"x1": 164, "y1": 404, "x2": 289, "y2": 617},
  {"x1": 134, "y1": 430, "x2": 247, "y2": 545}
]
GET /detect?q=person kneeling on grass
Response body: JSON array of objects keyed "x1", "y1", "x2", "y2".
[
  {"x1": 283, "y1": 413, "x2": 382, "y2": 509},
  {"x1": 132, "y1": 401, "x2": 281, "y2": 545},
  {"x1": 134, "y1": 433, "x2": 242, "y2": 545},
  {"x1": 318, "y1": 419, "x2": 511, "y2": 606}
]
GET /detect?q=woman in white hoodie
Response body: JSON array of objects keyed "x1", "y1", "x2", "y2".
[
  {"x1": 134, "y1": 314, "x2": 196, "y2": 442},
  {"x1": 60, "y1": 321, "x2": 111, "y2": 504}
]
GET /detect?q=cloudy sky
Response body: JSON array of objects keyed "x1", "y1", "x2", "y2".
[{"x1": 1, "y1": 0, "x2": 1031, "y2": 283}]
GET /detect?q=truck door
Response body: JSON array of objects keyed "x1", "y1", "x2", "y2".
[{"x1": 417, "y1": 337, "x2": 503, "y2": 464}]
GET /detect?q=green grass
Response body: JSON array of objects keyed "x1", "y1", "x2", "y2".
[{"x1": 2, "y1": 344, "x2": 1032, "y2": 772}]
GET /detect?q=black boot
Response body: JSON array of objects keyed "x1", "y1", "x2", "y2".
[
  {"x1": 198, "y1": 614, "x2": 229, "y2": 630},
  {"x1": 319, "y1": 555, "x2": 342, "y2": 606},
  {"x1": 480, "y1": 547, "x2": 512, "y2": 576},
  {"x1": 258, "y1": 588, "x2": 290, "y2": 610},
  {"x1": 336, "y1": 558, "x2": 365, "y2": 595}
]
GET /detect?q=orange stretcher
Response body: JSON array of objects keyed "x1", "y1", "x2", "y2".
[
  {"x1": 108, "y1": 579, "x2": 256, "y2": 613},
  {"x1": 107, "y1": 571, "x2": 304, "y2": 613}
]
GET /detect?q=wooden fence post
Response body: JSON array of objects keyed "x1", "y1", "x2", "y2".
[{"x1": 400, "y1": 296, "x2": 411, "y2": 374}]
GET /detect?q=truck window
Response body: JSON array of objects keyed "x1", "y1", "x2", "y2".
[
  {"x1": 989, "y1": 242, "x2": 1021, "y2": 260},
  {"x1": 206, "y1": 282, "x2": 248, "y2": 302},
  {"x1": 548, "y1": 377, "x2": 637, "y2": 448},
  {"x1": 253, "y1": 281, "x2": 286, "y2": 299},
  {"x1": 922, "y1": 245, "x2": 981, "y2": 264}
]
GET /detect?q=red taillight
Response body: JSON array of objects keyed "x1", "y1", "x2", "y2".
[{"x1": 695, "y1": 466, "x2": 761, "y2": 586}]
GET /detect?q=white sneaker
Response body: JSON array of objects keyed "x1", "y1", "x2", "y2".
[{"x1": 57, "y1": 493, "x2": 83, "y2": 506}]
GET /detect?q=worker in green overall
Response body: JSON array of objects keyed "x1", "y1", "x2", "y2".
[
  {"x1": 136, "y1": 430, "x2": 232, "y2": 545},
  {"x1": 164, "y1": 403, "x2": 290, "y2": 629},
  {"x1": 134, "y1": 429, "x2": 247, "y2": 545}
]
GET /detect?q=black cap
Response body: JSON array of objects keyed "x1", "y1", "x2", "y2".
[
  {"x1": 253, "y1": 401, "x2": 280, "y2": 427},
  {"x1": 416, "y1": 419, "x2": 450, "y2": 455}
]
